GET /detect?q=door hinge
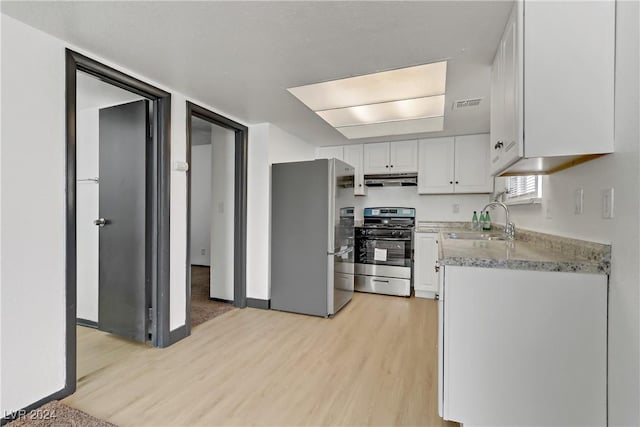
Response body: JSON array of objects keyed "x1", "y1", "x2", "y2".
[
  {"x1": 148, "y1": 307, "x2": 154, "y2": 322},
  {"x1": 435, "y1": 262, "x2": 440, "y2": 273}
]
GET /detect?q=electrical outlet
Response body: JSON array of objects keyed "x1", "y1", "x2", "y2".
[
  {"x1": 574, "y1": 189, "x2": 584, "y2": 215},
  {"x1": 602, "y1": 188, "x2": 614, "y2": 219},
  {"x1": 200, "y1": 248, "x2": 206, "y2": 256},
  {"x1": 452, "y1": 204, "x2": 460, "y2": 214}
]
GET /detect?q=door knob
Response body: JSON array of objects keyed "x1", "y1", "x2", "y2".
[{"x1": 94, "y1": 218, "x2": 107, "y2": 227}]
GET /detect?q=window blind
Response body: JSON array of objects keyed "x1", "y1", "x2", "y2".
[{"x1": 506, "y1": 175, "x2": 541, "y2": 200}]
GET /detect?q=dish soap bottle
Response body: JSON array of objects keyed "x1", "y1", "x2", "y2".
[
  {"x1": 472, "y1": 211, "x2": 479, "y2": 230},
  {"x1": 483, "y1": 210, "x2": 492, "y2": 231}
]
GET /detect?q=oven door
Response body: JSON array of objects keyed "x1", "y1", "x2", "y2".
[{"x1": 360, "y1": 236, "x2": 412, "y2": 268}]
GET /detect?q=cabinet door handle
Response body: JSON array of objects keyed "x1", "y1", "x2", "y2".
[
  {"x1": 494, "y1": 141, "x2": 504, "y2": 150},
  {"x1": 449, "y1": 181, "x2": 453, "y2": 184},
  {"x1": 455, "y1": 181, "x2": 459, "y2": 184},
  {"x1": 385, "y1": 165, "x2": 389, "y2": 168},
  {"x1": 390, "y1": 165, "x2": 394, "y2": 168}
]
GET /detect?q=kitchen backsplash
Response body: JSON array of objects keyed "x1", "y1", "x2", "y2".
[{"x1": 352, "y1": 186, "x2": 490, "y2": 222}]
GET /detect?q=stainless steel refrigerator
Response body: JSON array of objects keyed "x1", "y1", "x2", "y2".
[{"x1": 271, "y1": 158, "x2": 356, "y2": 317}]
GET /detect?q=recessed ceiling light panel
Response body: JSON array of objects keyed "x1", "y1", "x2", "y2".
[
  {"x1": 336, "y1": 116, "x2": 444, "y2": 139},
  {"x1": 287, "y1": 60, "x2": 447, "y2": 139},
  {"x1": 288, "y1": 61, "x2": 447, "y2": 111},
  {"x1": 316, "y1": 95, "x2": 445, "y2": 128}
]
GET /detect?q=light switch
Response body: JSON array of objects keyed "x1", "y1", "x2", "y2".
[
  {"x1": 574, "y1": 189, "x2": 584, "y2": 215},
  {"x1": 602, "y1": 188, "x2": 614, "y2": 219},
  {"x1": 173, "y1": 161, "x2": 189, "y2": 172}
]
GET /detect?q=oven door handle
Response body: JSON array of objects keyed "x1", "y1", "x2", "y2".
[
  {"x1": 328, "y1": 247, "x2": 353, "y2": 256},
  {"x1": 362, "y1": 237, "x2": 411, "y2": 241}
]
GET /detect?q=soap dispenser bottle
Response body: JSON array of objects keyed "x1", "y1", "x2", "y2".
[{"x1": 472, "y1": 211, "x2": 479, "y2": 230}]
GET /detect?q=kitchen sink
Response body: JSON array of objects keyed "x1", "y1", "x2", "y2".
[{"x1": 445, "y1": 232, "x2": 506, "y2": 241}]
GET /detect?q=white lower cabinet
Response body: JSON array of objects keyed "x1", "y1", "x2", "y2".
[
  {"x1": 413, "y1": 233, "x2": 439, "y2": 298},
  {"x1": 440, "y1": 265, "x2": 607, "y2": 426}
]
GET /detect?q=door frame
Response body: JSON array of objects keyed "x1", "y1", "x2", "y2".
[
  {"x1": 65, "y1": 49, "x2": 172, "y2": 394},
  {"x1": 185, "y1": 101, "x2": 248, "y2": 335}
]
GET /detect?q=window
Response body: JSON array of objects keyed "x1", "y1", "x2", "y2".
[{"x1": 505, "y1": 175, "x2": 542, "y2": 204}]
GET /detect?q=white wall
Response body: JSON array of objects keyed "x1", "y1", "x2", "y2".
[
  {"x1": 268, "y1": 124, "x2": 317, "y2": 164},
  {"x1": 246, "y1": 124, "x2": 315, "y2": 301},
  {"x1": 246, "y1": 124, "x2": 271, "y2": 301},
  {"x1": 1, "y1": 14, "x2": 67, "y2": 414},
  {"x1": 190, "y1": 144, "x2": 212, "y2": 266},
  {"x1": 0, "y1": 14, "x2": 257, "y2": 414},
  {"x1": 210, "y1": 125, "x2": 235, "y2": 301},
  {"x1": 492, "y1": 3, "x2": 640, "y2": 424},
  {"x1": 76, "y1": 108, "x2": 100, "y2": 322}
]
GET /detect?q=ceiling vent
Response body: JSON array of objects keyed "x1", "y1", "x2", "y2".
[{"x1": 453, "y1": 98, "x2": 482, "y2": 110}]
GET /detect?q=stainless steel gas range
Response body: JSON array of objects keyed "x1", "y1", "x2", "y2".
[{"x1": 354, "y1": 207, "x2": 415, "y2": 297}]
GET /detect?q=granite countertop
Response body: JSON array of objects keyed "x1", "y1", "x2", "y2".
[
  {"x1": 414, "y1": 221, "x2": 611, "y2": 275},
  {"x1": 414, "y1": 221, "x2": 470, "y2": 234}
]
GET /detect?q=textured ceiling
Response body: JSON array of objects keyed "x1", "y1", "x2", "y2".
[{"x1": 2, "y1": 1, "x2": 513, "y2": 145}]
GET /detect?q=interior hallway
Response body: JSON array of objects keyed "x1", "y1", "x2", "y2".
[
  {"x1": 190, "y1": 266, "x2": 235, "y2": 328},
  {"x1": 66, "y1": 293, "x2": 455, "y2": 426}
]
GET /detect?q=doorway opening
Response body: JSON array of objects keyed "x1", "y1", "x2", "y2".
[
  {"x1": 186, "y1": 102, "x2": 248, "y2": 334},
  {"x1": 65, "y1": 49, "x2": 171, "y2": 397}
]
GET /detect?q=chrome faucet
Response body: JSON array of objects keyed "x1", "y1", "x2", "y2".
[{"x1": 481, "y1": 201, "x2": 516, "y2": 240}]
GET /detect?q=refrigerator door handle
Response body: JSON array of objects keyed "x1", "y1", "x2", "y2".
[{"x1": 328, "y1": 247, "x2": 353, "y2": 257}]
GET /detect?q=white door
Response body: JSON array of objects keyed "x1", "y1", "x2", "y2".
[
  {"x1": 316, "y1": 145, "x2": 344, "y2": 161},
  {"x1": 343, "y1": 144, "x2": 366, "y2": 196},
  {"x1": 454, "y1": 134, "x2": 492, "y2": 194},
  {"x1": 418, "y1": 137, "x2": 454, "y2": 194},
  {"x1": 389, "y1": 140, "x2": 418, "y2": 173},
  {"x1": 363, "y1": 142, "x2": 389, "y2": 174},
  {"x1": 414, "y1": 233, "x2": 439, "y2": 298}
]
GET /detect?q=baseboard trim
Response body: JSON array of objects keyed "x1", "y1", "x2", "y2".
[
  {"x1": 1, "y1": 385, "x2": 74, "y2": 425},
  {"x1": 167, "y1": 324, "x2": 189, "y2": 346},
  {"x1": 76, "y1": 318, "x2": 98, "y2": 328},
  {"x1": 246, "y1": 298, "x2": 270, "y2": 310},
  {"x1": 414, "y1": 290, "x2": 437, "y2": 300},
  {"x1": 210, "y1": 297, "x2": 234, "y2": 304}
]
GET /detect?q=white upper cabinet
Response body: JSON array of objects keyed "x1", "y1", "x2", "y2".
[
  {"x1": 363, "y1": 140, "x2": 418, "y2": 174},
  {"x1": 454, "y1": 134, "x2": 492, "y2": 193},
  {"x1": 315, "y1": 145, "x2": 344, "y2": 161},
  {"x1": 418, "y1": 137, "x2": 455, "y2": 194},
  {"x1": 363, "y1": 142, "x2": 390, "y2": 174},
  {"x1": 419, "y1": 134, "x2": 492, "y2": 194},
  {"x1": 490, "y1": 1, "x2": 615, "y2": 176},
  {"x1": 343, "y1": 144, "x2": 366, "y2": 196},
  {"x1": 389, "y1": 140, "x2": 418, "y2": 173}
]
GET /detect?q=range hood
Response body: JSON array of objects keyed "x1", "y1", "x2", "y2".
[{"x1": 364, "y1": 173, "x2": 418, "y2": 187}]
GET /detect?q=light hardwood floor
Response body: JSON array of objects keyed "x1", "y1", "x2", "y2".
[{"x1": 68, "y1": 293, "x2": 457, "y2": 426}]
